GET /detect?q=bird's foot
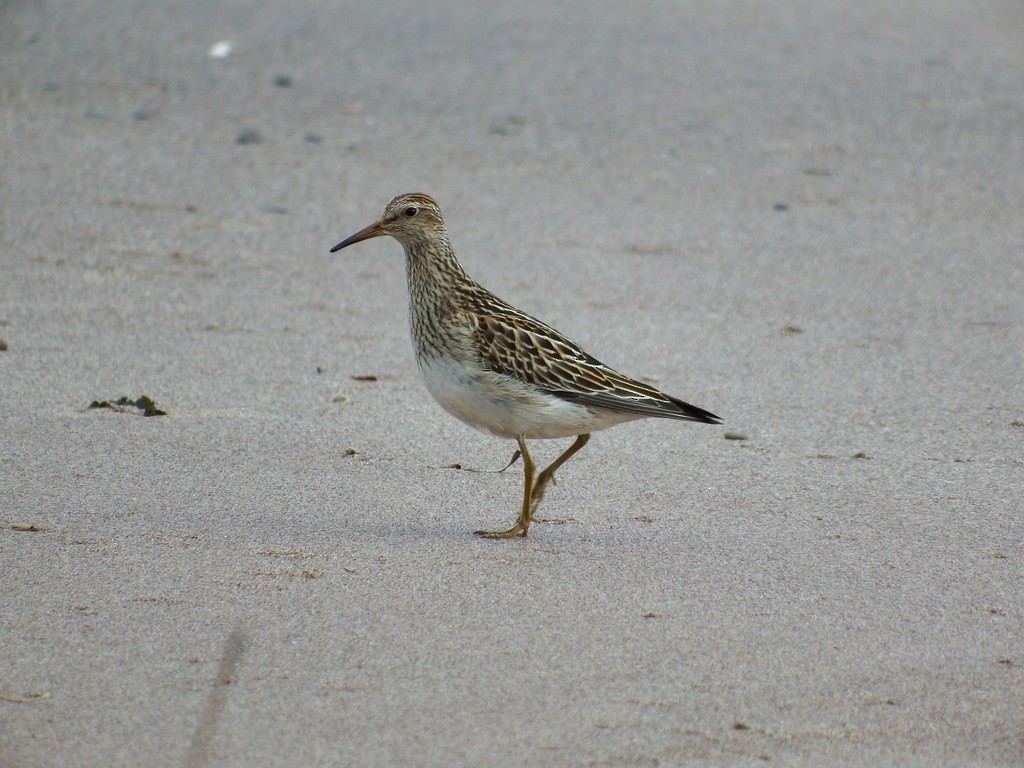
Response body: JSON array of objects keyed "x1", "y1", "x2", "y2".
[{"x1": 474, "y1": 522, "x2": 529, "y2": 539}]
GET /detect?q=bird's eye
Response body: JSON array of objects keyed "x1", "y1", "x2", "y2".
[{"x1": 404, "y1": 207, "x2": 418, "y2": 217}]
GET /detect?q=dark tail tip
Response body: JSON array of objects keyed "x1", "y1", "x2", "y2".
[{"x1": 670, "y1": 396, "x2": 722, "y2": 425}]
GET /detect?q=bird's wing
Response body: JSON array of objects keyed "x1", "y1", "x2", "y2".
[{"x1": 467, "y1": 299, "x2": 719, "y2": 424}]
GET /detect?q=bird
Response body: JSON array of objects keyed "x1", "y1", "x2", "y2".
[{"x1": 330, "y1": 193, "x2": 720, "y2": 538}]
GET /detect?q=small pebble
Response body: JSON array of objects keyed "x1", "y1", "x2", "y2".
[
  {"x1": 331, "y1": 392, "x2": 349, "y2": 403},
  {"x1": 0, "y1": 339, "x2": 8, "y2": 351},
  {"x1": 303, "y1": 133, "x2": 323, "y2": 144},
  {"x1": 208, "y1": 40, "x2": 233, "y2": 59},
  {"x1": 273, "y1": 74, "x2": 292, "y2": 87},
  {"x1": 773, "y1": 202, "x2": 789, "y2": 211},
  {"x1": 235, "y1": 128, "x2": 261, "y2": 145},
  {"x1": 132, "y1": 108, "x2": 157, "y2": 121}
]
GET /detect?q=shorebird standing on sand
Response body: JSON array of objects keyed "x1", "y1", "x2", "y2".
[{"x1": 331, "y1": 193, "x2": 720, "y2": 538}]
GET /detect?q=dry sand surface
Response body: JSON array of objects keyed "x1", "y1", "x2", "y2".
[{"x1": 2, "y1": 1, "x2": 1023, "y2": 766}]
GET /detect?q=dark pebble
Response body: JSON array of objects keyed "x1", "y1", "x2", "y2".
[{"x1": 236, "y1": 128, "x2": 262, "y2": 145}]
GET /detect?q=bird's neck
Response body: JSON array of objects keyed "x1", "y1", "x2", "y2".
[
  {"x1": 403, "y1": 235, "x2": 475, "y2": 356},
  {"x1": 403, "y1": 235, "x2": 472, "y2": 303}
]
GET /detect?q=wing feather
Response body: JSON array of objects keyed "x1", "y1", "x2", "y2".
[{"x1": 466, "y1": 296, "x2": 719, "y2": 424}]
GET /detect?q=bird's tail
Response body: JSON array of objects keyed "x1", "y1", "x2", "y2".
[{"x1": 668, "y1": 396, "x2": 722, "y2": 424}]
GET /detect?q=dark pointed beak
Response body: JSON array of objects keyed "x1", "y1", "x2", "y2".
[{"x1": 330, "y1": 221, "x2": 386, "y2": 253}]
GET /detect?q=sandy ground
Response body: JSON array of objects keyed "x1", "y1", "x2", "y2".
[{"x1": 2, "y1": 1, "x2": 1023, "y2": 766}]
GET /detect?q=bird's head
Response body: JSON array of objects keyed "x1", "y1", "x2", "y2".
[{"x1": 330, "y1": 193, "x2": 446, "y2": 252}]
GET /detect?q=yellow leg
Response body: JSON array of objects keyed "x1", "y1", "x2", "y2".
[
  {"x1": 529, "y1": 433, "x2": 590, "y2": 519},
  {"x1": 475, "y1": 436, "x2": 535, "y2": 539}
]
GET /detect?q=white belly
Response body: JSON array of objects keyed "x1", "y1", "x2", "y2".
[{"x1": 417, "y1": 356, "x2": 640, "y2": 439}]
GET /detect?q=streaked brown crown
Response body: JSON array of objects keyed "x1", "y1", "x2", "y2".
[{"x1": 375, "y1": 193, "x2": 447, "y2": 247}]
